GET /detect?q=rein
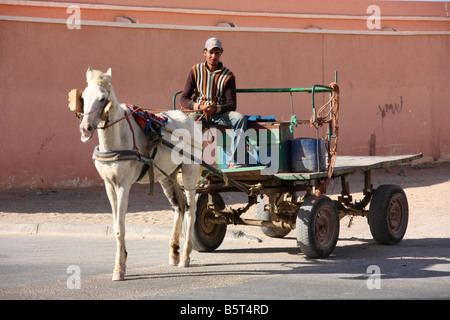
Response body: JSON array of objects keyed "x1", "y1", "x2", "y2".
[{"x1": 98, "y1": 105, "x2": 141, "y2": 130}]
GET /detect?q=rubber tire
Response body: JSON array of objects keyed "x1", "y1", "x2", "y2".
[
  {"x1": 190, "y1": 193, "x2": 227, "y2": 252},
  {"x1": 369, "y1": 184, "x2": 408, "y2": 245},
  {"x1": 296, "y1": 195, "x2": 340, "y2": 258},
  {"x1": 256, "y1": 195, "x2": 291, "y2": 238}
]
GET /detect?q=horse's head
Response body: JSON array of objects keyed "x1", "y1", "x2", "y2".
[{"x1": 79, "y1": 67, "x2": 113, "y2": 142}]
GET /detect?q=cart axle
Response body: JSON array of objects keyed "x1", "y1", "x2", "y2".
[{"x1": 204, "y1": 216, "x2": 295, "y2": 230}]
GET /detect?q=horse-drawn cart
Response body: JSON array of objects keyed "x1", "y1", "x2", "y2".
[
  {"x1": 172, "y1": 76, "x2": 422, "y2": 259},
  {"x1": 190, "y1": 153, "x2": 421, "y2": 259},
  {"x1": 73, "y1": 67, "x2": 422, "y2": 280}
]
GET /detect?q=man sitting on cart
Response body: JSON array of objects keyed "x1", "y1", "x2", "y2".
[{"x1": 180, "y1": 37, "x2": 247, "y2": 168}]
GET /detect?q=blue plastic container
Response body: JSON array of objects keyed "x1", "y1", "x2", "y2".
[{"x1": 290, "y1": 138, "x2": 326, "y2": 172}]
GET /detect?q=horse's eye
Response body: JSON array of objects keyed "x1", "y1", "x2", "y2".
[{"x1": 99, "y1": 97, "x2": 106, "y2": 102}]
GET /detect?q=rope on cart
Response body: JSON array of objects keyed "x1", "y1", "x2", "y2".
[{"x1": 310, "y1": 82, "x2": 340, "y2": 193}]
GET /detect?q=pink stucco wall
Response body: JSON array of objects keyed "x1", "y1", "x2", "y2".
[
  {"x1": 2, "y1": 0, "x2": 449, "y2": 31},
  {"x1": 0, "y1": 1, "x2": 449, "y2": 190}
]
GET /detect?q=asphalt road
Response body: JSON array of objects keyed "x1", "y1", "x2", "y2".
[{"x1": 1, "y1": 226, "x2": 449, "y2": 302}]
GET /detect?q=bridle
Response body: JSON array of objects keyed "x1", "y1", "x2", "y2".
[
  {"x1": 81, "y1": 81, "x2": 112, "y2": 121},
  {"x1": 81, "y1": 81, "x2": 142, "y2": 152},
  {"x1": 81, "y1": 82, "x2": 140, "y2": 130}
]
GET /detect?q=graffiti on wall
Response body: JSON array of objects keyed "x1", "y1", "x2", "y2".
[{"x1": 377, "y1": 96, "x2": 403, "y2": 119}]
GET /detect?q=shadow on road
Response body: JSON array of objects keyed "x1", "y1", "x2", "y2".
[{"x1": 123, "y1": 237, "x2": 450, "y2": 283}]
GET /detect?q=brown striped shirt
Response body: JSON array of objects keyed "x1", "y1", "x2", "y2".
[{"x1": 180, "y1": 62, "x2": 236, "y2": 113}]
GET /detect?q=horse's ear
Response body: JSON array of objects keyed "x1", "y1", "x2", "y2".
[
  {"x1": 106, "y1": 68, "x2": 112, "y2": 78},
  {"x1": 86, "y1": 66, "x2": 94, "y2": 81}
]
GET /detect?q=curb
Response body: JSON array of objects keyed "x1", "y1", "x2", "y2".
[
  {"x1": 0, "y1": 222, "x2": 262, "y2": 242},
  {"x1": 0, "y1": 222, "x2": 177, "y2": 238}
]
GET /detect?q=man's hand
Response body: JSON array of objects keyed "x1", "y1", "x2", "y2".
[
  {"x1": 180, "y1": 104, "x2": 216, "y2": 117},
  {"x1": 199, "y1": 104, "x2": 217, "y2": 117},
  {"x1": 180, "y1": 106, "x2": 195, "y2": 114}
]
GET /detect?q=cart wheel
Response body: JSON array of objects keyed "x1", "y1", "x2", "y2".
[
  {"x1": 256, "y1": 195, "x2": 291, "y2": 238},
  {"x1": 190, "y1": 193, "x2": 227, "y2": 252},
  {"x1": 296, "y1": 195, "x2": 339, "y2": 258},
  {"x1": 369, "y1": 184, "x2": 408, "y2": 245}
]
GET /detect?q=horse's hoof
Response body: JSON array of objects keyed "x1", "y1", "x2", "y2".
[
  {"x1": 112, "y1": 272, "x2": 125, "y2": 281},
  {"x1": 178, "y1": 260, "x2": 190, "y2": 268},
  {"x1": 169, "y1": 257, "x2": 180, "y2": 266}
]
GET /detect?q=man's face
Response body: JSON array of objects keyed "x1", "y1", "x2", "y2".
[{"x1": 204, "y1": 47, "x2": 222, "y2": 67}]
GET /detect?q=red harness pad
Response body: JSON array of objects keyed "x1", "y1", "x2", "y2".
[{"x1": 126, "y1": 104, "x2": 168, "y2": 135}]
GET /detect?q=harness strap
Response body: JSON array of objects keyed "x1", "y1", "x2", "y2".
[
  {"x1": 146, "y1": 147, "x2": 158, "y2": 196},
  {"x1": 92, "y1": 146, "x2": 158, "y2": 195},
  {"x1": 92, "y1": 146, "x2": 154, "y2": 164},
  {"x1": 124, "y1": 110, "x2": 138, "y2": 152}
]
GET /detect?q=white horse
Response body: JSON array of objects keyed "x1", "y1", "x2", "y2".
[{"x1": 79, "y1": 67, "x2": 200, "y2": 281}]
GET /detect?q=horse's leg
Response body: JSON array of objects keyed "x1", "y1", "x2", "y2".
[
  {"x1": 104, "y1": 181, "x2": 125, "y2": 280},
  {"x1": 160, "y1": 177, "x2": 185, "y2": 266},
  {"x1": 179, "y1": 163, "x2": 199, "y2": 267},
  {"x1": 111, "y1": 183, "x2": 131, "y2": 281},
  {"x1": 179, "y1": 188, "x2": 196, "y2": 267},
  {"x1": 104, "y1": 182, "x2": 118, "y2": 225}
]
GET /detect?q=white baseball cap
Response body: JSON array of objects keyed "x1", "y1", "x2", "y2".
[{"x1": 204, "y1": 37, "x2": 223, "y2": 51}]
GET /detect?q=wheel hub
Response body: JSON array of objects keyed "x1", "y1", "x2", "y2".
[
  {"x1": 201, "y1": 209, "x2": 216, "y2": 234},
  {"x1": 315, "y1": 208, "x2": 336, "y2": 248},
  {"x1": 388, "y1": 195, "x2": 405, "y2": 235}
]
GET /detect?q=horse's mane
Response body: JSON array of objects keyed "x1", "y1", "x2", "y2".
[{"x1": 87, "y1": 69, "x2": 111, "y2": 92}]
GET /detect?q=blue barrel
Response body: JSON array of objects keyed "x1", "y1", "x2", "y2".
[{"x1": 290, "y1": 138, "x2": 326, "y2": 172}]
